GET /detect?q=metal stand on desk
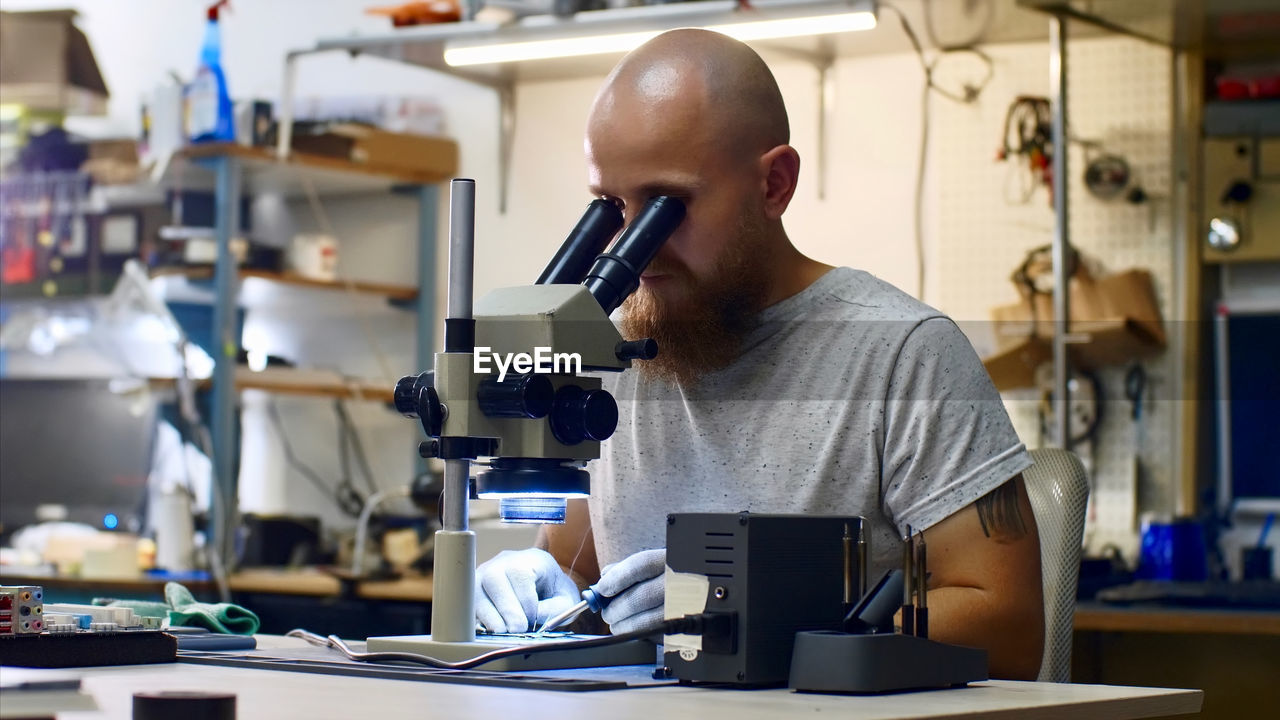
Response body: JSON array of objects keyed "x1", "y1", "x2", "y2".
[{"x1": 209, "y1": 154, "x2": 241, "y2": 564}]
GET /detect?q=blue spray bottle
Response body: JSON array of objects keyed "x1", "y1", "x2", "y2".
[{"x1": 187, "y1": 0, "x2": 234, "y2": 143}]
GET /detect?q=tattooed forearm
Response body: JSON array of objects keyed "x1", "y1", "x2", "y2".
[{"x1": 975, "y1": 476, "x2": 1028, "y2": 540}]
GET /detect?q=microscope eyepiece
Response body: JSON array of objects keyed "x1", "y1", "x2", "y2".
[
  {"x1": 583, "y1": 195, "x2": 685, "y2": 315},
  {"x1": 537, "y1": 199, "x2": 625, "y2": 285}
]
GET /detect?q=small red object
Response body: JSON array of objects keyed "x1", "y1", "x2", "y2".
[
  {"x1": 1216, "y1": 76, "x2": 1250, "y2": 101},
  {"x1": 1250, "y1": 75, "x2": 1280, "y2": 99},
  {"x1": 207, "y1": 0, "x2": 230, "y2": 21},
  {"x1": 367, "y1": 1, "x2": 460, "y2": 27}
]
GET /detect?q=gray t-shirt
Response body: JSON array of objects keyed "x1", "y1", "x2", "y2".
[{"x1": 588, "y1": 267, "x2": 1031, "y2": 580}]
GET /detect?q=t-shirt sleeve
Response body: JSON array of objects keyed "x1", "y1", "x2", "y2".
[{"x1": 880, "y1": 317, "x2": 1031, "y2": 535}]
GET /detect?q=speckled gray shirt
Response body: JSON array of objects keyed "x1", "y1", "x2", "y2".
[{"x1": 588, "y1": 267, "x2": 1031, "y2": 580}]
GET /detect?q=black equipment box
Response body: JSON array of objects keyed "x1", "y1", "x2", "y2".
[{"x1": 663, "y1": 512, "x2": 862, "y2": 686}]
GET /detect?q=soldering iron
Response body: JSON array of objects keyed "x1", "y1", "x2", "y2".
[{"x1": 535, "y1": 586, "x2": 611, "y2": 637}]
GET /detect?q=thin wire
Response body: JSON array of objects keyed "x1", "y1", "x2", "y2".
[
  {"x1": 267, "y1": 400, "x2": 364, "y2": 517},
  {"x1": 882, "y1": 2, "x2": 994, "y2": 303},
  {"x1": 337, "y1": 399, "x2": 354, "y2": 489},
  {"x1": 568, "y1": 523, "x2": 592, "y2": 581},
  {"x1": 915, "y1": 79, "x2": 931, "y2": 302},
  {"x1": 335, "y1": 399, "x2": 380, "y2": 495}
]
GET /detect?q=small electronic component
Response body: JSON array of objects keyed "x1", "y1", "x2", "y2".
[
  {"x1": 0, "y1": 585, "x2": 45, "y2": 634},
  {"x1": 44, "y1": 603, "x2": 142, "y2": 629},
  {"x1": 0, "y1": 591, "x2": 155, "y2": 636},
  {"x1": 0, "y1": 587, "x2": 178, "y2": 668}
]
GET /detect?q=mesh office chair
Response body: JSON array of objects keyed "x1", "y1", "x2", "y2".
[{"x1": 1022, "y1": 448, "x2": 1090, "y2": 683}]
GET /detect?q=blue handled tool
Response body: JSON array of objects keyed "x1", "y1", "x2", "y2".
[{"x1": 534, "y1": 586, "x2": 611, "y2": 636}]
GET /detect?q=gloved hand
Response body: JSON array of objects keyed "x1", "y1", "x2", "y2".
[
  {"x1": 475, "y1": 548, "x2": 579, "y2": 634},
  {"x1": 594, "y1": 548, "x2": 666, "y2": 635}
]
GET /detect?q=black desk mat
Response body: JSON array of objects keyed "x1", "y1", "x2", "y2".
[{"x1": 177, "y1": 644, "x2": 672, "y2": 692}]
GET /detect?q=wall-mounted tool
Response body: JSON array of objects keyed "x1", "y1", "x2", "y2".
[
  {"x1": 996, "y1": 96, "x2": 1053, "y2": 205},
  {"x1": 1083, "y1": 152, "x2": 1148, "y2": 205}
]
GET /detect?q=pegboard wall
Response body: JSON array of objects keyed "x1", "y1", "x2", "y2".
[{"x1": 932, "y1": 35, "x2": 1176, "y2": 562}]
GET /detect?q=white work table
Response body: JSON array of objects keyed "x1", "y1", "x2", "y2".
[{"x1": 52, "y1": 637, "x2": 1201, "y2": 720}]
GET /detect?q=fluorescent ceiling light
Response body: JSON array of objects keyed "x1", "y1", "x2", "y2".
[{"x1": 444, "y1": 10, "x2": 876, "y2": 67}]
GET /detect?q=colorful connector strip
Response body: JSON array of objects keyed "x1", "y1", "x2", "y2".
[{"x1": 0, "y1": 585, "x2": 45, "y2": 634}]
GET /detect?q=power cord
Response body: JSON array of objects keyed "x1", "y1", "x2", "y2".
[
  {"x1": 266, "y1": 400, "x2": 366, "y2": 517},
  {"x1": 286, "y1": 613, "x2": 731, "y2": 671},
  {"x1": 334, "y1": 399, "x2": 380, "y2": 497},
  {"x1": 881, "y1": 2, "x2": 994, "y2": 302}
]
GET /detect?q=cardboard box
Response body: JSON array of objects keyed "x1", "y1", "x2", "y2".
[
  {"x1": 288, "y1": 123, "x2": 457, "y2": 179},
  {"x1": 993, "y1": 269, "x2": 1165, "y2": 349},
  {"x1": 985, "y1": 268, "x2": 1166, "y2": 390},
  {"x1": 81, "y1": 138, "x2": 141, "y2": 184},
  {"x1": 0, "y1": 9, "x2": 108, "y2": 114}
]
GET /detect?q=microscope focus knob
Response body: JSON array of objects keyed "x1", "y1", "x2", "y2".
[
  {"x1": 616, "y1": 338, "x2": 658, "y2": 362},
  {"x1": 550, "y1": 385, "x2": 618, "y2": 445},
  {"x1": 477, "y1": 373, "x2": 555, "y2": 419},
  {"x1": 394, "y1": 372, "x2": 432, "y2": 418}
]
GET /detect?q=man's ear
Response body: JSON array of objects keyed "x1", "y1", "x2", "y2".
[{"x1": 759, "y1": 144, "x2": 800, "y2": 220}]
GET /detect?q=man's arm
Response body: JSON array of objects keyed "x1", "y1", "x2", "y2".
[
  {"x1": 915, "y1": 474, "x2": 1044, "y2": 680},
  {"x1": 536, "y1": 498, "x2": 601, "y2": 588}
]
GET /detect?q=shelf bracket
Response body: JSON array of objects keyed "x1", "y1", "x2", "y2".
[
  {"x1": 498, "y1": 82, "x2": 516, "y2": 215},
  {"x1": 277, "y1": 50, "x2": 306, "y2": 160}
]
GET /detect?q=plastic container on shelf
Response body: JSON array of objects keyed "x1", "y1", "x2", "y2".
[{"x1": 185, "y1": 1, "x2": 234, "y2": 144}]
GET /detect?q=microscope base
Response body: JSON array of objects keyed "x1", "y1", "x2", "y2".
[{"x1": 365, "y1": 633, "x2": 656, "y2": 671}]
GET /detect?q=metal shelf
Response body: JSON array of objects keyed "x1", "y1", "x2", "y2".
[
  {"x1": 231, "y1": 366, "x2": 394, "y2": 403},
  {"x1": 2, "y1": 367, "x2": 396, "y2": 403},
  {"x1": 140, "y1": 366, "x2": 394, "y2": 402},
  {"x1": 1018, "y1": 0, "x2": 1280, "y2": 59},
  {"x1": 158, "y1": 143, "x2": 451, "y2": 198},
  {"x1": 151, "y1": 267, "x2": 420, "y2": 302},
  {"x1": 181, "y1": 146, "x2": 441, "y2": 562},
  {"x1": 309, "y1": 0, "x2": 877, "y2": 85}
]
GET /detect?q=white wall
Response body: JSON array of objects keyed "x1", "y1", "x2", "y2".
[{"x1": 2, "y1": 1, "x2": 1180, "y2": 563}]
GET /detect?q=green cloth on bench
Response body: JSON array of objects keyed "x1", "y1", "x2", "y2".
[{"x1": 98, "y1": 582, "x2": 260, "y2": 635}]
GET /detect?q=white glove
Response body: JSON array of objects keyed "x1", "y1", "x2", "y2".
[
  {"x1": 594, "y1": 548, "x2": 666, "y2": 635},
  {"x1": 475, "y1": 548, "x2": 578, "y2": 634}
]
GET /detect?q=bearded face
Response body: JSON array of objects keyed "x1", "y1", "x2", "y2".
[{"x1": 619, "y1": 206, "x2": 771, "y2": 386}]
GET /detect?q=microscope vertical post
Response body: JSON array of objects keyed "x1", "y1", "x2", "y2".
[{"x1": 432, "y1": 178, "x2": 478, "y2": 643}]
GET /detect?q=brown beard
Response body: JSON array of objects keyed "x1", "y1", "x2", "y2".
[{"x1": 619, "y1": 212, "x2": 770, "y2": 386}]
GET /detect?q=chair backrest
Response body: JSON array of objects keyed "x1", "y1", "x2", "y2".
[{"x1": 1022, "y1": 447, "x2": 1089, "y2": 683}]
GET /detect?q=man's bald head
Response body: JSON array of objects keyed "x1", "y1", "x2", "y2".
[
  {"x1": 584, "y1": 30, "x2": 808, "y2": 385},
  {"x1": 590, "y1": 29, "x2": 789, "y2": 158}
]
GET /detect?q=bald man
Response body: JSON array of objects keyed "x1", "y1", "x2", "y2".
[{"x1": 475, "y1": 29, "x2": 1045, "y2": 680}]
